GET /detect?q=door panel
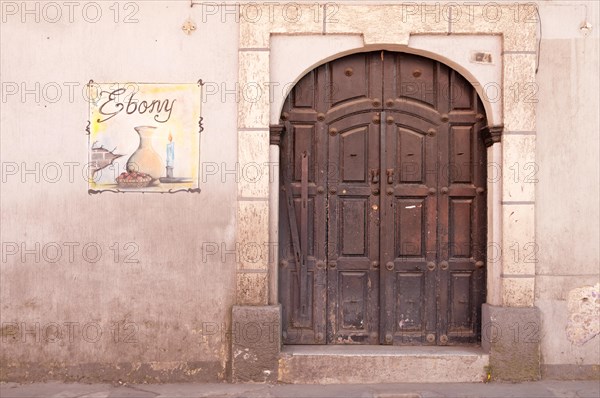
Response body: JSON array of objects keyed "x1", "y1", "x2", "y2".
[
  {"x1": 398, "y1": 128, "x2": 425, "y2": 183},
  {"x1": 329, "y1": 55, "x2": 370, "y2": 107},
  {"x1": 279, "y1": 51, "x2": 487, "y2": 346},
  {"x1": 327, "y1": 112, "x2": 380, "y2": 344},
  {"x1": 396, "y1": 198, "x2": 425, "y2": 256},
  {"x1": 340, "y1": 199, "x2": 367, "y2": 255},
  {"x1": 279, "y1": 68, "x2": 328, "y2": 345},
  {"x1": 450, "y1": 125, "x2": 474, "y2": 183},
  {"x1": 380, "y1": 113, "x2": 439, "y2": 345}
]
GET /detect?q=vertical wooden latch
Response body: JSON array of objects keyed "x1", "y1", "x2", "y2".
[{"x1": 299, "y1": 152, "x2": 309, "y2": 317}]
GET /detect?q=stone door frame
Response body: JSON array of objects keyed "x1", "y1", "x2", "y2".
[{"x1": 233, "y1": 3, "x2": 540, "y2": 382}]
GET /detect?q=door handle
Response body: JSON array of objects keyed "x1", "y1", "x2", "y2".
[
  {"x1": 386, "y1": 169, "x2": 394, "y2": 184},
  {"x1": 370, "y1": 169, "x2": 380, "y2": 184}
]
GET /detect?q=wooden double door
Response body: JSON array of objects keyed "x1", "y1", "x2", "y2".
[{"x1": 278, "y1": 51, "x2": 487, "y2": 346}]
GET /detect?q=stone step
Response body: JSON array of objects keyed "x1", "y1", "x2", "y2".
[{"x1": 278, "y1": 345, "x2": 489, "y2": 384}]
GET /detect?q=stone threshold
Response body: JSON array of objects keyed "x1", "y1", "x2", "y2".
[
  {"x1": 278, "y1": 345, "x2": 489, "y2": 384},
  {"x1": 282, "y1": 345, "x2": 487, "y2": 356}
]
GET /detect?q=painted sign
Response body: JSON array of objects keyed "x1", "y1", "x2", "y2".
[{"x1": 87, "y1": 82, "x2": 203, "y2": 193}]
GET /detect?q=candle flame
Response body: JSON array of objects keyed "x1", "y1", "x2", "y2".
[{"x1": 168, "y1": 132, "x2": 173, "y2": 142}]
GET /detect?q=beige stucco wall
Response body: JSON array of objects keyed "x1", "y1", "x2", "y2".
[
  {"x1": 1, "y1": 1, "x2": 239, "y2": 381},
  {"x1": 534, "y1": 1, "x2": 600, "y2": 369}
]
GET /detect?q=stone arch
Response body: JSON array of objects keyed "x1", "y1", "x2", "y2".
[{"x1": 270, "y1": 36, "x2": 502, "y2": 127}]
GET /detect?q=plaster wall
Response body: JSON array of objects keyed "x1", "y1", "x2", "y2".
[
  {"x1": 534, "y1": 1, "x2": 600, "y2": 372},
  {"x1": 0, "y1": 1, "x2": 239, "y2": 382}
]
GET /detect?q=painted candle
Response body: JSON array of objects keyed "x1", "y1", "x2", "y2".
[{"x1": 166, "y1": 132, "x2": 175, "y2": 167}]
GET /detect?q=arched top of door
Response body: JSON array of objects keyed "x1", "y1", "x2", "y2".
[
  {"x1": 271, "y1": 47, "x2": 501, "y2": 147},
  {"x1": 270, "y1": 41, "x2": 501, "y2": 130}
]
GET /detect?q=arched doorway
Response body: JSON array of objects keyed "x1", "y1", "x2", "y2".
[{"x1": 278, "y1": 51, "x2": 487, "y2": 346}]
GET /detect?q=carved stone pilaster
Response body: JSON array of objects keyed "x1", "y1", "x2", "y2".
[
  {"x1": 269, "y1": 124, "x2": 285, "y2": 146},
  {"x1": 482, "y1": 124, "x2": 504, "y2": 147}
]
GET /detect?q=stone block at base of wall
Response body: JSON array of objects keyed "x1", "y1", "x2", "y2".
[
  {"x1": 231, "y1": 305, "x2": 281, "y2": 383},
  {"x1": 0, "y1": 361, "x2": 223, "y2": 383},
  {"x1": 542, "y1": 365, "x2": 600, "y2": 380},
  {"x1": 482, "y1": 304, "x2": 541, "y2": 381}
]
